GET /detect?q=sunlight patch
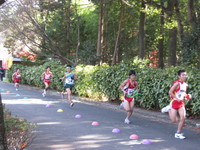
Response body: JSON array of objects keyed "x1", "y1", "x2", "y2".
[
  {"x1": 2, "y1": 99, "x2": 60, "y2": 105},
  {"x1": 37, "y1": 122, "x2": 62, "y2": 125}
]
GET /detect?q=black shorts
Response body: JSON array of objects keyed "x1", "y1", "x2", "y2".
[{"x1": 64, "y1": 84, "x2": 74, "y2": 90}]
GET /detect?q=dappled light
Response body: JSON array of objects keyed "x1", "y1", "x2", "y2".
[
  {"x1": 37, "y1": 122, "x2": 62, "y2": 125},
  {"x1": 2, "y1": 99, "x2": 60, "y2": 105}
]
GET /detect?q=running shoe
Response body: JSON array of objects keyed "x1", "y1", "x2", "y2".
[
  {"x1": 119, "y1": 102, "x2": 124, "y2": 109},
  {"x1": 70, "y1": 103, "x2": 74, "y2": 107},
  {"x1": 124, "y1": 118, "x2": 131, "y2": 124},
  {"x1": 44, "y1": 90, "x2": 47, "y2": 94},
  {"x1": 161, "y1": 105, "x2": 171, "y2": 113},
  {"x1": 42, "y1": 93, "x2": 46, "y2": 97},
  {"x1": 175, "y1": 132, "x2": 186, "y2": 139},
  {"x1": 61, "y1": 93, "x2": 64, "y2": 99}
]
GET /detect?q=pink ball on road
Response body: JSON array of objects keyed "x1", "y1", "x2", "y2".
[
  {"x1": 75, "y1": 114, "x2": 82, "y2": 119},
  {"x1": 92, "y1": 121, "x2": 99, "y2": 126},
  {"x1": 46, "y1": 104, "x2": 52, "y2": 108},
  {"x1": 129, "y1": 134, "x2": 139, "y2": 140},
  {"x1": 142, "y1": 139, "x2": 152, "y2": 145},
  {"x1": 112, "y1": 128, "x2": 120, "y2": 133}
]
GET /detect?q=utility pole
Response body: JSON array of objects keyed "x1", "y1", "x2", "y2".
[{"x1": 0, "y1": 93, "x2": 7, "y2": 150}]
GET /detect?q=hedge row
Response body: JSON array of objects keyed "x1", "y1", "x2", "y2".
[{"x1": 7, "y1": 59, "x2": 200, "y2": 116}]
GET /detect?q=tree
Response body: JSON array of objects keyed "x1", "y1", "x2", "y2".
[
  {"x1": 187, "y1": 0, "x2": 197, "y2": 31},
  {"x1": 168, "y1": 27, "x2": 177, "y2": 66},
  {"x1": 174, "y1": 0, "x2": 184, "y2": 47},
  {"x1": 1, "y1": 0, "x2": 200, "y2": 67},
  {"x1": 158, "y1": 1, "x2": 164, "y2": 68},
  {"x1": 0, "y1": 0, "x2": 75, "y2": 65},
  {"x1": 111, "y1": 1, "x2": 124, "y2": 65},
  {"x1": 0, "y1": 0, "x2": 5, "y2": 5},
  {"x1": 138, "y1": 1, "x2": 146, "y2": 59},
  {"x1": 96, "y1": 0, "x2": 104, "y2": 64},
  {"x1": 166, "y1": 0, "x2": 177, "y2": 66}
]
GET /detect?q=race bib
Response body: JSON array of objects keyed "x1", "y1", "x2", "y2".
[
  {"x1": 177, "y1": 90, "x2": 185, "y2": 100},
  {"x1": 16, "y1": 75, "x2": 21, "y2": 79},
  {"x1": 175, "y1": 83, "x2": 187, "y2": 100},
  {"x1": 45, "y1": 74, "x2": 51, "y2": 79},
  {"x1": 127, "y1": 89, "x2": 134, "y2": 95},
  {"x1": 65, "y1": 77, "x2": 74, "y2": 84}
]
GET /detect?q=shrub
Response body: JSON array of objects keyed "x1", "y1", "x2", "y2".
[
  {"x1": 7, "y1": 59, "x2": 200, "y2": 117},
  {"x1": 4, "y1": 108, "x2": 36, "y2": 150}
]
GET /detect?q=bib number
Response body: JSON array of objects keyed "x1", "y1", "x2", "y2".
[
  {"x1": 65, "y1": 77, "x2": 74, "y2": 84},
  {"x1": 127, "y1": 89, "x2": 134, "y2": 95}
]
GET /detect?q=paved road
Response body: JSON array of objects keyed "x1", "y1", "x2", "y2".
[{"x1": 0, "y1": 82, "x2": 200, "y2": 150}]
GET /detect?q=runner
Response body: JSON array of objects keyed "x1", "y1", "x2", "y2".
[
  {"x1": 119, "y1": 70, "x2": 139, "y2": 124},
  {"x1": 41, "y1": 66, "x2": 53, "y2": 97},
  {"x1": 12, "y1": 68, "x2": 21, "y2": 91},
  {"x1": 161, "y1": 69, "x2": 192, "y2": 139},
  {"x1": 0, "y1": 66, "x2": 4, "y2": 81},
  {"x1": 61, "y1": 65, "x2": 77, "y2": 107}
]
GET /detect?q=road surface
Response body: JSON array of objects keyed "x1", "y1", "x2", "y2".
[{"x1": 1, "y1": 82, "x2": 199, "y2": 150}]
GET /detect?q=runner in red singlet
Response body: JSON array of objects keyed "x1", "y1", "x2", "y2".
[
  {"x1": 41, "y1": 66, "x2": 53, "y2": 97},
  {"x1": 12, "y1": 68, "x2": 21, "y2": 91},
  {"x1": 119, "y1": 70, "x2": 139, "y2": 124},
  {"x1": 161, "y1": 69, "x2": 192, "y2": 139}
]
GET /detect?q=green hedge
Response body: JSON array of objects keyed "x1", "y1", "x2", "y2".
[{"x1": 7, "y1": 59, "x2": 200, "y2": 116}]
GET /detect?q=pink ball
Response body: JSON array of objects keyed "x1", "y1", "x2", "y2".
[
  {"x1": 92, "y1": 121, "x2": 99, "y2": 126},
  {"x1": 46, "y1": 104, "x2": 51, "y2": 108},
  {"x1": 129, "y1": 134, "x2": 139, "y2": 140},
  {"x1": 112, "y1": 128, "x2": 120, "y2": 133},
  {"x1": 75, "y1": 114, "x2": 82, "y2": 119},
  {"x1": 142, "y1": 139, "x2": 152, "y2": 145}
]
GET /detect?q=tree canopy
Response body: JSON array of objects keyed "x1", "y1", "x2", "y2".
[{"x1": 0, "y1": 0, "x2": 199, "y2": 68}]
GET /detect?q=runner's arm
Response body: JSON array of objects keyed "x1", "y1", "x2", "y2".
[
  {"x1": 61, "y1": 73, "x2": 66, "y2": 81},
  {"x1": 74, "y1": 73, "x2": 78, "y2": 80},
  {"x1": 12, "y1": 73, "x2": 16, "y2": 81},
  {"x1": 119, "y1": 80, "x2": 128, "y2": 92},
  {"x1": 41, "y1": 72, "x2": 45, "y2": 80},
  {"x1": 169, "y1": 82, "x2": 180, "y2": 100},
  {"x1": 50, "y1": 72, "x2": 53, "y2": 78}
]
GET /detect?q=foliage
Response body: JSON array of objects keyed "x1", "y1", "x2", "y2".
[
  {"x1": 7, "y1": 60, "x2": 65, "y2": 91},
  {"x1": 4, "y1": 108, "x2": 35, "y2": 150},
  {"x1": 1, "y1": 0, "x2": 200, "y2": 67},
  {"x1": 7, "y1": 58, "x2": 200, "y2": 117},
  {"x1": 181, "y1": 25, "x2": 200, "y2": 68}
]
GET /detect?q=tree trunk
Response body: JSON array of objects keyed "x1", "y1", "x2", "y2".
[
  {"x1": 66, "y1": 0, "x2": 72, "y2": 56},
  {"x1": 188, "y1": 0, "x2": 196, "y2": 31},
  {"x1": 0, "y1": 93, "x2": 7, "y2": 150},
  {"x1": 96, "y1": 1, "x2": 104, "y2": 64},
  {"x1": 158, "y1": 3, "x2": 164, "y2": 69},
  {"x1": 168, "y1": 27, "x2": 177, "y2": 66},
  {"x1": 138, "y1": 2, "x2": 146, "y2": 59},
  {"x1": 166, "y1": 0, "x2": 177, "y2": 66},
  {"x1": 175, "y1": 0, "x2": 184, "y2": 47},
  {"x1": 74, "y1": 0, "x2": 80, "y2": 65},
  {"x1": 195, "y1": 0, "x2": 200, "y2": 22},
  {"x1": 111, "y1": 2, "x2": 123, "y2": 66},
  {"x1": 102, "y1": 4, "x2": 108, "y2": 63}
]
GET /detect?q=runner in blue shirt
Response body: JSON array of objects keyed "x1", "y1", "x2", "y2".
[{"x1": 61, "y1": 65, "x2": 78, "y2": 107}]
